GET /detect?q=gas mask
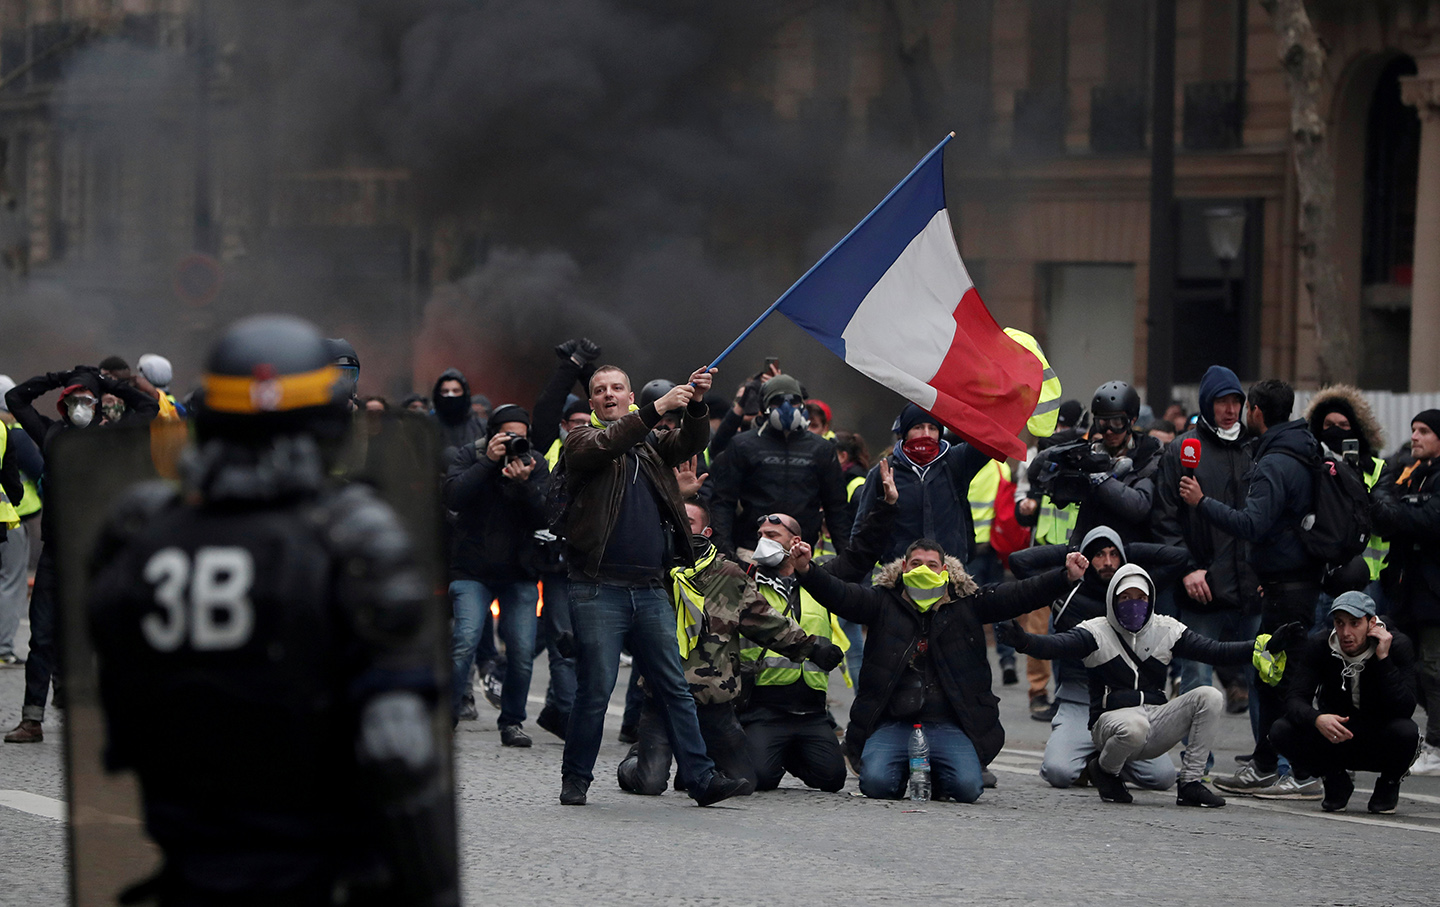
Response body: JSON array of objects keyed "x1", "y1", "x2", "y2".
[
  {"x1": 752, "y1": 537, "x2": 788, "y2": 568},
  {"x1": 766, "y1": 398, "x2": 808, "y2": 434},
  {"x1": 67, "y1": 398, "x2": 95, "y2": 428},
  {"x1": 1114, "y1": 597, "x2": 1150, "y2": 632}
]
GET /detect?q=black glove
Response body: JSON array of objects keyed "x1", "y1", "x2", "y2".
[
  {"x1": 45, "y1": 371, "x2": 70, "y2": 389},
  {"x1": 1080, "y1": 448, "x2": 1113, "y2": 474},
  {"x1": 1265, "y1": 621, "x2": 1307, "y2": 654},
  {"x1": 808, "y1": 638, "x2": 844, "y2": 672},
  {"x1": 572, "y1": 337, "x2": 601, "y2": 364},
  {"x1": 994, "y1": 620, "x2": 1028, "y2": 653},
  {"x1": 553, "y1": 630, "x2": 576, "y2": 660}
]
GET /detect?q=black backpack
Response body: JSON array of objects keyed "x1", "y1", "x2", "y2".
[{"x1": 1274, "y1": 448, "x2": 1372, "y2": 568}]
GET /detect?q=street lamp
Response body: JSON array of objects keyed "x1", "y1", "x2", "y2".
[{"x1": 1204, "y1": 206, "x2": 1247, "y2": 312}]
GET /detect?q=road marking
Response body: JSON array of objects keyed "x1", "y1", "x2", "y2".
[
  {"x1": 0, "y1": 790, "x2": 64, "y2": 821},
  {"x1": 1000, "y1": 747, "x2": 1046, "y2": 759},
  {"x1": 1227, "y1": 796, "x2": 1440, "y2": 835}
]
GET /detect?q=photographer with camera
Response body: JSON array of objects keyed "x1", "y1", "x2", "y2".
[
  {"x1": 444, "y1": 404, "x2": 549, "y2": 746},
  {"x1": 1371, "y1": 410, "x2": 1440, "y2": 776},
  {"x1": 1028, "y1": 381, "x2": 1162, "y2": 546}
]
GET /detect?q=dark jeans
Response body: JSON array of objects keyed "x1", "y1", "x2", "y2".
[
  {"x1": 561, "y1": 581, "x2": 715, "y2": 790},
  {"x1": 1253, "y1": 580, "x2": 1321, "y2": 776},
  {"x1": 1415, "y1": 626, "x2": 1440, "y2": 746},
  {"x1": 741, "y1": 712, "x2": 847, "y2": 792},
  {"x1": 1177, "y1": 607, "x2": 1258, "y2": 695},
  {"x1": 540, "y1": 574, "x2": 576, "y2": 715},
  {"x1": 860, "y1": 719, "x2": 984, "y2": 802},
  {"x1": 21, "y1": 544, "x2": 56, "y2": 722},
  {"x1": 1271, "y1": 715, "x2": 1419, "y2": 781},
  {"x1": 618, "y1": 697, "x2": 755, "y2": 794},
  {"x1": 450, "y1": 579, "x2": 537, "y2": 726},
  {"x1": 622, "y1": 668, "x2": 645, "y2": 730}
]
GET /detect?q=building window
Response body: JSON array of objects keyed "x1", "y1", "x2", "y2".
[{"x1": 1014, "y1": 0, "x2": 1068, "y2": 155}]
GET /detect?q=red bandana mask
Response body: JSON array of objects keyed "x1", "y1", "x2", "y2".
[{"x1": 902, "y1": 436, "x2": 941, "y2": 466}]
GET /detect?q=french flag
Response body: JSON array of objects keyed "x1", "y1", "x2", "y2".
[{"x1": 776, "y1": 135, "x2": 1042, "y2": 461}]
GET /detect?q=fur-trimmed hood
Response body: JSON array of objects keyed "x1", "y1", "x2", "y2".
[
  {"x1": 1305, "y1": 384, "x2": 1385, "y2": 455},
  {"x1": 873, "y1": 554, "x2": 979, "y2": 598}
]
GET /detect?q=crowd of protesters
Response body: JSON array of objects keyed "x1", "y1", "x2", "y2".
[{"x1": 3, "y1": 336, "x2": 1436, "y2": 818}]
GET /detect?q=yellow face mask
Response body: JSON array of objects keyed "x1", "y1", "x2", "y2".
[{"x1": 902, "y1": 565, "x2": 948, "y2": 612}]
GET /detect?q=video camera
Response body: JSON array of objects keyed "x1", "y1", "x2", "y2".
[{"x1": 1029, "y1": 439, "x2": 1113, "y2": 506}]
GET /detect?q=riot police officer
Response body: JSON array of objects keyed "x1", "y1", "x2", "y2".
[{"x1": 88, "y1": 315, "x2": 457, "y2": 906}]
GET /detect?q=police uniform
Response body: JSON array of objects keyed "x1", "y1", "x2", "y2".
[{"x1": 87, "y1": 316, "x2": 456, "y2": 906}]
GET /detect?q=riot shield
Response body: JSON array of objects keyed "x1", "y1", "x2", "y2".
[{"x1": 53, "y1": 413, "x2": 454, "y2": 906}]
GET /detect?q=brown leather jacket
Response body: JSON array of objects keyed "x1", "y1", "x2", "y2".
[{"x1": 562, "y1": 400, "x2": 709, "y2": 578}]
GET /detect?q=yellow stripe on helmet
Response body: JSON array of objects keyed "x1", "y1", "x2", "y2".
[{"x1": 202, "y1": 365, "x2": 342, "y2": 415}]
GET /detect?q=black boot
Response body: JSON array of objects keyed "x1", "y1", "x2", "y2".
[
  {"x1": 560, "y1": 774, "x2": 589, "y2": 806},
  {"x1": 1087, "y1": 754, "x2": 1133, "y2": 804},
  {"x1": 1176, "y1": 780, "x2": 1226, "y2": 808},
  {"x1": 693, "y1": 770, "x2": 751, "y2": 807},
  {"x1": 536, "y1": 704, "x2": 568, "y2": 740},
  {"x1": 1368, "y1": 775, "x2": 1401, "y2": 815},
  {"x1": 1321, "y1": 771, "x2": 1354, "y2": 813}
]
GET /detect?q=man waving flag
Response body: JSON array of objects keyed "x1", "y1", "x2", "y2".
[{"x1": 722, "y1": 135, "x2": 1043, "y2": 461}]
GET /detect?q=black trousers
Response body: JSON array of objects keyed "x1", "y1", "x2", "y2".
[
  {"x1": 741, "y1": 712, "x2": 847, "y2": 792},
  {"x1": 617, "y1": 697, "x2": 754, "y2": 794},
  {"x1": 1271, "y1": 715, "x2": 1420, "y2": 781},
  {"x1": 1254, "y1": 581, "x2": 1321, "y2": 776}
]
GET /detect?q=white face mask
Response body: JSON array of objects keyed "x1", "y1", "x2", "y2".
[
  {"x1": 68, "y1": 401, "x2": 95, "y2": 428},
  {"x1": 1215, "y1": 422, "x2": 1242, "y2": 442},
  {"x1": 752, "y1": 537, "x2": 788, "y2": 568}
]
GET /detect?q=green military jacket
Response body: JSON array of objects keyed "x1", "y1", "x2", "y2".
[{"x1": 670, "y1": 541, "x2": 818, "y2": 706}]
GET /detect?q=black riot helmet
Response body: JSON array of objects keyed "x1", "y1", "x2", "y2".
[
  {"x1": 326, "y1": 337, "x2": 360, "y2": 397},
  {"x1": 639, "y1": 379, "x2": 676, "y2": 410},
  {"x1": 1091, "y1": 381, "x2": 1141, "y2": 422},
  {"x1": 195, "y1": 315, "x2": 350, "y2": 444}
]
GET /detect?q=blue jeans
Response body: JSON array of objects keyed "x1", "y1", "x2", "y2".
[
  {"x1": 561, "y1": 581, "x2": 715, "y2": 790},
  {"x1": 837, "y1": 617, "x2": 864, "y2": 683},
  {"x1": 860, "y1": 720, "x2": 984, "y2": 803},
  {"x1": 451, "y1": 579, "x2": 538, "y2": 727},
  {"x1": 1177, "y1": 609, "x2": 1259, "y2": 695},
  {"x1": 541, "y1": 574, "x2": 576, "y2": 714}
]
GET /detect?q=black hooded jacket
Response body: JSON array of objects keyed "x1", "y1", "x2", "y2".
[
  {"x1": 708, "y1": 422, "x2": 851, "y2": 557},
  {"x1": 444, "y1": 442, "x2": 549, "y2": 583},
  {"x1": 1151, "y1": 365, "x2": 1260, "y2": 612},
  {"x1": 1195, "y1": 418, "x2": 1321, "y2": 583},
  {"x1": 431, "y1": 368, "x2": 486, "y2": 466},
  {"x1": 1372, "y1": 459, "x2": 1440, "y2": 627}
]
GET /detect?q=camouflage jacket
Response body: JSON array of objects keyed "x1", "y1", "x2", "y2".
[{"x1": 671, "y1": 546, "x2": 818, "y2": 705}]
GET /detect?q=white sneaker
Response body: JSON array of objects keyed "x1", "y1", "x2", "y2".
[
  {"x1": 1251, "y1": 773, "x2": 1324, "y2": 800},
  {"x1": 1410, "y1": 742, "x2": 1440, "y2": 777},
  {"x1": 1213, "y1": 762, "x2": 1279, "y2": 794}
]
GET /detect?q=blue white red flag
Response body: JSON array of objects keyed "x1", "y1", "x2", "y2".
[{"x1": 775, "y1": 136, "x2": 1042, "y2": 461}]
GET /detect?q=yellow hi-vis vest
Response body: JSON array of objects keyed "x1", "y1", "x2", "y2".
[
  {"x1": 968, "y1": 460, "x2": 1011, "y2": 546},
  {"x1": 1035, "y1": 498, "x2": 1078, "y2": 547},
  {"x1": 672, "y1": 544, "x2": 721, "y2": 658},
  {"x1": 545, "y1": 438, "x2": 563, "y2": 471},
  {"x1": 741, "y1": 579, "x2": 850, "y2": 691},
  {"x1": 1362, "y1": 456, "x2": 1389, "y2": 582},
  {"x1": 0, "y1": 428, "x2": 21, "y2": 529},
  {"x1": 15, "y1": 474, "x2": 39, "y2": 518},
  {"x1": 1004, "y1": 328, "x2": 1063, "y2": 439},
  {"x1": 815, "y1": 473, "x2": 867, "y2": 565}
]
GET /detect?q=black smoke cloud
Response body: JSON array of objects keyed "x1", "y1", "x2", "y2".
[{"x1": 1, "y1": 0, "x2": 953, "y2": 443}]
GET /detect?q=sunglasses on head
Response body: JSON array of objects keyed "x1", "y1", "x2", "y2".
[{"x1": 757, "y1": 514, "x2": 800, "y2": 534}]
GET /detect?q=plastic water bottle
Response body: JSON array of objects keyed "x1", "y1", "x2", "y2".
[{"x1": 908, "y1": 723, "x2": 931, "y2": 801}]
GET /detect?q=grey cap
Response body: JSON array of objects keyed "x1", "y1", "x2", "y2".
[{"x1": 1329, "y1": 591, "x2": 1377, "y2": 619}]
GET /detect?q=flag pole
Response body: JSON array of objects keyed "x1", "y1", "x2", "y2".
[{"x1": 704, "y1": 132, "x2": 955, "y2": 372}]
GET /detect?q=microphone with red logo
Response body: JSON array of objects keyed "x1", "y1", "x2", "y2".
[{"x1": 1180, "y1": 437, "x2": 1202, "y2": 476}]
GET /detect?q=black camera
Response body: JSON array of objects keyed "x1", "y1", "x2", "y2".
[
  {"x1": 1029, "y1": 439, "x2": 1113, "y2": 506},
  {"x1": 501, "y1": 434, "x2": 532, "y2": 461}
]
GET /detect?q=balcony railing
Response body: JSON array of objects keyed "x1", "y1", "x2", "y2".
[
  {"x1": 1013, "y1": 85, "x2": 1067, "y2": 156},
  {"x1": 1090, "y1": 84, "x2": 1148, "y2": 154},
  {"x1": 1183, "y1": 80, "x2": 1245, "y2": 150}
]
